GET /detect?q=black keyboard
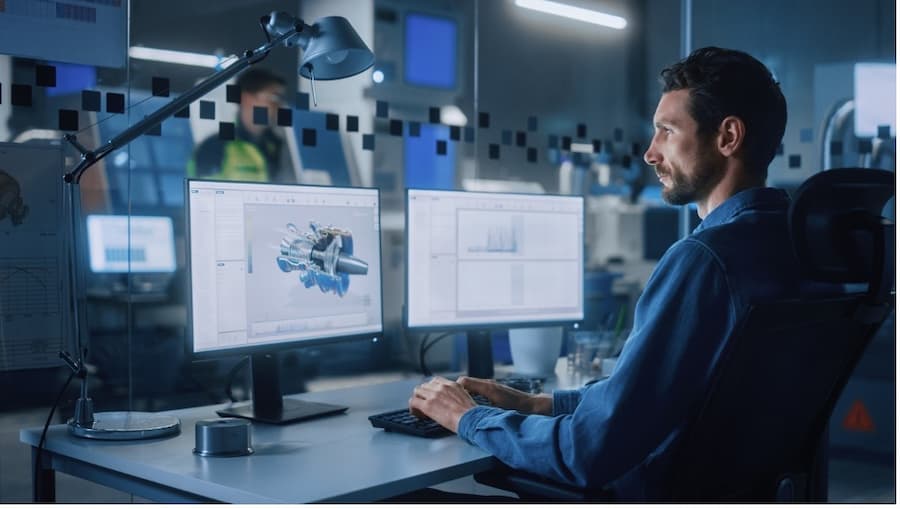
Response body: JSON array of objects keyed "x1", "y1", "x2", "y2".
[{"x1": 369, "y1": 394, "x2": 491, "y2": 438}]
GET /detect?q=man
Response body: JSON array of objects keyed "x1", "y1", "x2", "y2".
[
  {"x1": 406, "y1": 47, "x2": 827, "y2": 500},
  {"x1": 188, "y1": 67, "x2": 295, "y2": 183}
]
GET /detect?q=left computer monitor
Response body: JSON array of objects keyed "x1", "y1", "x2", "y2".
[
  {"x1": 186, "y1": 179, "x2": 383, "y2": 424},
  {"x1": 85, "y1": 214, "x2": 177, "y2": 297},
  {"x1": 86, "y1": 215, "x2": 176, "y2": 274}
]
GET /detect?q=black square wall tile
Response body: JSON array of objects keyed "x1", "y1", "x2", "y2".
[
  {"x1": 106, "y1": 92, "x2": 125, "y2": 113},
  {"x1": 515, "y1": 131, "x2": 526, "y2": 147},
  {"x1": 226, "y1": 84, "x2": 241, "y2": 103},
  {"x1": 277, "y1": 108, "x2": 292, "y2": 127},
  {"x1": 199, "y1": 100, "x2": 215, "y2": 120},
  {"x1": 302, "y1": 128, "x2": 317, "y2": 146},
  {"x1": 81, "y1": 90, "x2": 101, "y2": 111},
  {"x1": 346, "y1": 115, "x2": 359, "y2": 132},
  {"x1": 58, "y1": 109, "x2": 78, "y2": 131},
  {"x1": 152, "y1": 77, "x2": 170, "y2": 97},
  {"x1": 389, "y1": 119, "x2": 403, "y2": 136},
  {"x1": 35, "y1": 65, "x2": 56, "y2": 87},
  {"x1": 253, "y1": 106, "x2": 268, "y2": 125},
  {"x1": 12, "y1": 84, "x2": 32, "y2": 106},
  {"x1": 219, "y1": 122, "x2": 235, "y2": 140},
  {"x1": 326, "y1": 113, "x2": 339, "y2": 131},
  {"x1": 363, "y1": 134, "x2": 375, "y2": 150},
  {"x1": 478, "y1": 112, "x2": 490, "y2": 128}
]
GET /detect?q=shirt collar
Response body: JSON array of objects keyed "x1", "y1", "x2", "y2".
[{"x1": 693, "y1": 187, "x2": 791, "y2": 233}]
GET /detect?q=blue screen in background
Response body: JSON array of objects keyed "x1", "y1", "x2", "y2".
[
  {"x1": 45, "y1": 62, "x2": 96, "y2": 97},
  {"x1": 404, "y1": 13, "x2": 457, "y2": 89},
  {"x1": 404, "y1": 124, "x2": 455, "y2": 190}
]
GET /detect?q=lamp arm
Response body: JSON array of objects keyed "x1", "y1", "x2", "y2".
[{"x1": 64, "y1": 17, "x2": 306, "y2": 184}]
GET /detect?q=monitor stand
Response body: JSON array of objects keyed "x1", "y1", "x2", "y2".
[
  {"x1": 217, "y1": 352, "x2": 347, "y2": 425},
  {"x1": 466, "y1": 330, "x2": 495, "y2": 379}
]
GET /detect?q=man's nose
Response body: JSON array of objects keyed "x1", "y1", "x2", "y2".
[{"x1": 643, "y1": 143, "x2": 659, "y2": 166}]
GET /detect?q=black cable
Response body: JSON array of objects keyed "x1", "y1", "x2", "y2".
[
  {"x1": 419, "y1": 333, "x2": 452, "y2": 377},
  {"x1": 225, "y1": 356, "x2": 250, "y2": 402},
  {"x1": 419, "y1": 334, "x2": 432, "y2": 376},
  {"x1": 33, "y1": 368, "x2": 77, "y2": 501}
]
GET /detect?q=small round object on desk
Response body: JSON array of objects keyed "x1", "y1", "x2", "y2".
[{"x1": 193, "y1": 418, "x2": 253, "y2": 457}]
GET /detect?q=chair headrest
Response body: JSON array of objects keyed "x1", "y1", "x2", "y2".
[{"x1": 789, "y1": 168, "x2": 894, "y2": 290}]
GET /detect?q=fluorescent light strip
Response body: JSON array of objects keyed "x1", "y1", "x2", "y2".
[
  {"x1": 128, "y1": 47, "x2": 221, "y2": 68},
  {"x1": 515, "y1": 0, "x2": 627, "y2": 29}
]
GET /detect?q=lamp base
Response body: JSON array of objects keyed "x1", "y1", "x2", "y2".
[{"x1": 68, "y1": 411, "x2": 181, "y2": 440}]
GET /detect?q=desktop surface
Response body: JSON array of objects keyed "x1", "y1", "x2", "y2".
[{"x1": 21, "y1": 378, "x2": 499, "y2": 503}]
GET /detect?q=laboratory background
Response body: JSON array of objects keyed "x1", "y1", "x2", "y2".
[{"x1": 0, "y1": 0, "x2": 895, "y2": 503}]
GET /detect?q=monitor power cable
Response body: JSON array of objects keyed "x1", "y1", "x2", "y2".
[
  {"x1": 419, "y1": 333, "x2": 452, "y2": 377},
  {"x1": 225, "y1": 356, "x2": 251, "y2": 402},
  {"x1": 33, "y1": 355, "x2": 79, "y2": 501}
]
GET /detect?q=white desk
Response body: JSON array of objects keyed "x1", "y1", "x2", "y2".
[
  {"x1": 21, "y1": 359, "x2": 601, "y2": 503},
  {"x1": 21, "y1": 378, "x2": 501, "y2": 503}
]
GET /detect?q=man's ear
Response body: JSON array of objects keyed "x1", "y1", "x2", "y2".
[{"x1": 717, "y1": 116, "x2": 745, "y2": 158}]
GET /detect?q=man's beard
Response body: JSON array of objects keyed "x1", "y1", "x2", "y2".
[{"x1": 660, "y1": 150, "x2": 721, "y2": 206}]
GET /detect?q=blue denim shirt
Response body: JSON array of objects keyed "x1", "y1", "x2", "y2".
[{"x1": 457, "y1": 187, "x2": 836, "y2": 500}]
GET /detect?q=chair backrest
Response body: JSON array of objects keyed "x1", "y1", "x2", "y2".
[{"x1": 665, "y1": 168, "x2": 895, "y2": 501}]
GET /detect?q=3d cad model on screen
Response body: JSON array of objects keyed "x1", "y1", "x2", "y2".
[{"x1": 275, "y1": 221, "x2": 369, "y2": 297}]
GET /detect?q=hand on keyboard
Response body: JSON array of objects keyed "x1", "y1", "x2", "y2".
[{"x1": 368, "y1": 394, "x2": 491, "y2": 438}]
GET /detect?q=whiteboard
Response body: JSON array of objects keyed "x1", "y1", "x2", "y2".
[{"x1": 0, "y1": 142, "x2": 69, "y2": 371}]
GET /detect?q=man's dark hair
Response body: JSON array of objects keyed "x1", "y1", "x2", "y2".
[
  {"x1": 660, "y1": 47, "x2": 787, "y2": 177},
  {"x1": 236, "y1": 67, "x2": 286, "y2": 94}
]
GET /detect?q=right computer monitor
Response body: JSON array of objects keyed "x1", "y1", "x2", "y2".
[{"x1": 406, "y1": 189, "x2": 584, "y2": 376}]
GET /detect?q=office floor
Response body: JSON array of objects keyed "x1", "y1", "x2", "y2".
[{"x1": 1, "y1": 385, "x2": 895, "y2": 503}]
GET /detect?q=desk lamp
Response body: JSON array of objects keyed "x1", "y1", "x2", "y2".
[{"x1": 59, "y1": 11, "x2": 374, "y2": 440}]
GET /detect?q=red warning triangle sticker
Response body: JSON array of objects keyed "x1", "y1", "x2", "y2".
[{"x1": 842, "y1": 400, "x2": 876, "y2": 432}]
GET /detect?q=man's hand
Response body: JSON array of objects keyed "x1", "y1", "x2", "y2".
[
  {"x1": 408, "y1": 377, "x2": 477, "y2": 433},
  {"x1": 457, "y1": 376, "x2": 553, "y2": 415}
]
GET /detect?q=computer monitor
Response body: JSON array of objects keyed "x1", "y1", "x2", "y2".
[
  {"x1": 186, "y1": 179, "x2": 383, "y2": 424},
  {"x1": 405, "y1": 189, "x2": 584, "y2": 377},
  {"x1": 85, "y1": 214, "x2": 177, "y2": 295}
]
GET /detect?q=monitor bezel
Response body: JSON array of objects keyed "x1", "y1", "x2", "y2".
[
  {"x1": 185, "y1": 178, "x2": 385, "y2": 361},
  {"x1": 403, "y1": 187, "x2": 585, "y2": 333}
]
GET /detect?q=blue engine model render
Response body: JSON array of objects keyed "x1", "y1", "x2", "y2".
[
  {"x1": 0, "y1": 170, "x2": 29, "y2": 226},
  {"x1": 275, "y1": 222, "x2": 369, "y2": 297}
]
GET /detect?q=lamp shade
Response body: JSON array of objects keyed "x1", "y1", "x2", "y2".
[{"x1": 299, "y1": 16, "x2": 374, "y2": 80}]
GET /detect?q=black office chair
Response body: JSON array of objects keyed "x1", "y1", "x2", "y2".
[{"x1": 475, "y1": 168, "x2": 895, "y2": 502}]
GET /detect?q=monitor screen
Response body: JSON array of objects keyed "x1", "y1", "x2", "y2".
[
  {"x1": 86, "y1": 215, "x2": 176, "y2": 273},
  {"x1": 404, "y1": 12, "x2": 458, "y2": 89},
  {"x1": 187, "y1": 180, "x2": 383, "y2": 357},
  {"x1": 406, "y1": 189, "x2": 584, "y2": 330},
  {"x1": 186, "y1": 180, "x2": 383, "y2": 424}
]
